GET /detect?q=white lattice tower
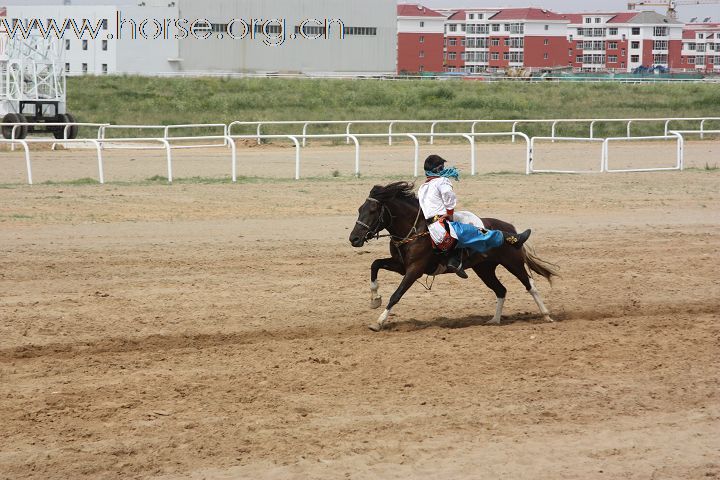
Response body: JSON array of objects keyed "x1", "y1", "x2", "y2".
[{"x1": 0, "y1": 34, "x2": 65, "y2": 114}]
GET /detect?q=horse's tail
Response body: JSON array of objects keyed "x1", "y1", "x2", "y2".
[{"x1": 522, "y1": 244, "x2": 559, "y2": 286}]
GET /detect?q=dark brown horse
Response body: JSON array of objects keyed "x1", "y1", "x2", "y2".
[{"x1": 349, "y1": 181, "x2": 558, "y2": 331}]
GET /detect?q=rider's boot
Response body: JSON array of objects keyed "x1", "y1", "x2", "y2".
[
  {"x1": 503, "y1": 229, "x2": 531, "y2": 249},
  {"x1": 447, "y1": 249, "x2": 468, "y2": 279}
]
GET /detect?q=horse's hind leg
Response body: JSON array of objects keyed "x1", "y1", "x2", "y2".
[
  {"x1": 472, "y1": 262, "x2": 507, "y2": 325},
  {"x1": 500, "y1": 252, "x2": 554, "y2": 323},
  {"x1": 370, "y1": 258, "x2": 405, "y2": 310}
]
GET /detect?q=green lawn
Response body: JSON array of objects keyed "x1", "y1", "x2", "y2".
[{"x1": 67, "y1": 76, "x2": 720, "y2": 138}]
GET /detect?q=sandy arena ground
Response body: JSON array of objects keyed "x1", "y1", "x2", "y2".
[{"x1": 0, "y1": 143, "x2": 719, "y2": 479}]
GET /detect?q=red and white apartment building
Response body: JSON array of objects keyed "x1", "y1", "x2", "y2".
[
  {"x1": 397, "y1": 4, "x2": 719, "y2": 74},
  {"x1": 679, "y1": 22, "x2": 720, "y2": 72},
  {"x1": 397, "y1": 4, "x2": 446, "y2": 73}
]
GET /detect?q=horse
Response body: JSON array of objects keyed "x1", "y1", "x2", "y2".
[{"x1": 349, "y1": 181, "x2": 559, "y2": 332}]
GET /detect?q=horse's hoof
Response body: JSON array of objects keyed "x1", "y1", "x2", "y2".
[
  {"x1": 368, "y1": 322, "x2": 383, "y2": 332},
  {"x1": 544, "y1": 315, "x2": 555, "y2": 323},
  {"x1": 370, "y1": 296, "x2": 383, "y2": 310},
  {"x1": 486, "y1": 318, "x2": 501, "y2": 325}
]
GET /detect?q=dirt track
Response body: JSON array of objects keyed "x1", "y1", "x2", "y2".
[{"x1": 0, "y1": 155, "x2": 719, "y2": 478}]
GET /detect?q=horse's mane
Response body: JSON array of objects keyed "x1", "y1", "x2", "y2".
[{"x1": 369, "y1": 181, "x2": 418, "y2": 205}]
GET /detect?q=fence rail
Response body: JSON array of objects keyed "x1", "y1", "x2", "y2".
[{"x1": 2, "y1": 117, "x2": 716, "y2": 184}]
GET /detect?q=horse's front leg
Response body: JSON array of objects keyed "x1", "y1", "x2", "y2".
[
  {"x1": 370, "y1": 258, "x2": 405, "y2": 309},
  {"x1": 370, "y1": 266, "x2": 424, "y2": 332}
]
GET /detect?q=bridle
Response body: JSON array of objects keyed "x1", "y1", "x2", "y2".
[
  {"x1": 355, "y1": 197, "x2": 393, "y2": 242},
  {"x1": 355, "y1": 197, "x2": 428, "y2": 247}
]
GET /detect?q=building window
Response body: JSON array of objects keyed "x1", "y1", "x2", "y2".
[
  {"x1": 469, "y1": 13, "x2": 474, "y2": 20},
  {"x1": 82, "y1": 63, "x2": 88, "y2": 74},
  {"x1": 478, "y1": 14, "x2": 484, "y2": 19},
  {"x1": 632, "y1": 27, "x2": 640, "y2": 35},
  {"x1": 544, "y1": 53, "x2": 549, "y2": 59},
  {"x1": 419, "y1": 50, "x2": 424, "y2": 58},
  {"x1": 609, "y1": 27, "x2": 618, "y2": 35},
  {"x1": 449, "y1": 24, "x2": 457, "y2": 32},
  {"x1": 621, "y1": 62, "x2": 626, "y2": 68},
  {"x1": 449, "y1": 52, "x2": 456, "y2": 60},
  {"x1": 654, "y1": 26, "x2": 668, "y2": 37},
  {"x1": 65, "y1": 63, "x2": 70, "y2": 72},
  {"x1": 102, "y1": 40, "x2": 108, "y2": 51},
  {"x1": 504, "y1": 38, "x2": 510, "y2": 46},
  {"x1": 631, "y1": 55, "x2": 640, "y2": 62},
  {"x1": 102, "y1": 63, "x2": 108, "y2": 74},
  {"x1": 492, "y1": 24, "x2": 500, "y2": 32},
  {"x1": 595, "y1": 18, "x2": 601, "y2": 23},
  {"x1": 654, "y1": 40, "x2": 668, "y2": 50},
  {"x1": 609, "y1": 42, "x2": 618, "y2": 49},
  {"x1": 503, "y1": 52, "x2": 510, "y2": 60},
  {"x1": 609, "y1": 55, "x2": 618, "y2": 63},
  {"x1": 569, "y1": 49, "x2": 573, "y2": 56},
  {"x1": 491, "y1": 38, "x2": 499, "y2": 46},
  {"x1": 576, "y1": 55, "x2": 583, "y2": 63},
  {"x1": 631, "y1": 41, "x2": 640, "y2": 49},
  {"x1": 544, "y1": 25, "x2": 549, "y2": 31},
  {"x1": 585, "y1": 18, "x2": 592, "y2": 24},
  {"x1": 82, "y1": 40, "x2": 88, "y2": 50},
  {"x1": 102, "y1": 19, "x2": 108, "y2": 30},
  {"x1": 491, "y1": 52, "x2": 499, "y2": 60},
  {"x1": 419, "y1": 21, "x2": 424, "y2": 28},
  {"x1": 544, "y1": 39, "x2": 549, "y2": 45},
  {"x1": 65, "y1": 39, "x2": 70, "y2": 50},
  {"x1": 449, "y1": 38, "x2": 456, "y2": 46},
  {"x1": 419, "y1": 65, "x2": 424, "y2": 72}
]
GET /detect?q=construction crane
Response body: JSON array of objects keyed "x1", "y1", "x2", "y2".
[{"x1": 627, "y1": 0, "x2": 720, "y2": 20}]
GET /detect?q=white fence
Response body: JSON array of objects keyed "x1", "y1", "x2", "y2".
[{"x1": 1, "y1": 118, "x2": 715, "y2": 184}]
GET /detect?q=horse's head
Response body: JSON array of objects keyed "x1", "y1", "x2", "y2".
[{"x1": 349, "y1": 197, "x2": 390, "y2": 247}]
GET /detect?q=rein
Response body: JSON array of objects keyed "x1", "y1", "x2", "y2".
[{"x1": 357, "y1": 197, "x2": 428, "y2": 247}]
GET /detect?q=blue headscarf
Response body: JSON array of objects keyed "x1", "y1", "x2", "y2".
[{"x1": 426, "y1": 166, "x2": 460, "y2": 181}]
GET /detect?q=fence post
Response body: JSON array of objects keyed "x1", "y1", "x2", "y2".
[
  {"x1": 512, "y1": 121, "x2": 518, "y2": 143},
  {"x1": 160, "y1": 139, "x2": 173, "y2": 183},
  {"x1": 302, "y1": 122, "x2": 309, "y2": 147},
  {"x1": 664, "y1": 119, "x2": 671, "y2": 136},
  {"x1": 289, "y1": 136, "x2": 301, "y2": 180},
  {"x1": 18, "y1": 141, "x2": 32, "y2": 185},
  {"x1": 349, "y1": 134, "x2": 360, "y2": 177},
  {"x1": 226, "y1": 136, "x2": 237, "y2": 183},
  {"x1": 462, "y1": 134, "x2": 476, "y2": 176},
  {"x1": 388, "y1": 122, "x2": 395, "y2": 146},
  {"x1": 551, "y1": 120, "x2": 558, "y2": 143},
  {"x1": 700, "y1": 119, "x2": 706, "y2": 140},
  {"x1": 430, "y1": 121, "x2": 438, "y2": 145},
  {"x1": 89, "y1": 140, "x2": 104, "y2": 184},
  {"x1": 346, "y1": 122, "x2": 353, "y2": 145},
  {"x1": 256, "y1": 123, "x2": 262, "y2": 145},
  {"x1": 406, "y1": 134, "x2": 419, "y2": 178},
  {"x1": 590, "y1": 120, "x2": 596, "y2": 139},
  {"x1": 626, "y1": 120, "x2": 633, "y2": 138}
]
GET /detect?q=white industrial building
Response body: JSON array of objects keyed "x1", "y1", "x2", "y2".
[{"x1": 0, "y1": 0, "x2": 397, "y2": 76}]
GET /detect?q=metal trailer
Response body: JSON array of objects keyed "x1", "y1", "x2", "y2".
[{"x1": 0, "y1": 34, "x2": 77, "y2": 140}]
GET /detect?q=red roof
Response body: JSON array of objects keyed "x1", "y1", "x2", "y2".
[
  {"x1": 397, "y1": 4, "x2": 445, "y2": 18},
  {"x1": 561, "y1": 12, "x2": 637, "y2": 24},
  {"x1": 490, "y1": 8, "x2": 566, "y2": 21},
  {"x1": 447, "y1": 10, "x2": 466, "y2": 21},
  {"x1": 607, "y1": 12, "x2": 639, "y2": 23}
]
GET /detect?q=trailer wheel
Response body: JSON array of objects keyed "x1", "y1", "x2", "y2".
[
  {"x1": 2, "y1": 113, "x2": 28, "y2": 140},
  {"x1": 63, "y1": 113, "x2": 79, "y2": 140},
  {"x1": 53, "y1": 113, "x2": 79, "y2": 140}
]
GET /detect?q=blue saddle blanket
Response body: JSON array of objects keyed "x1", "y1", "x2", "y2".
[{"x1": 449, "y1": 221, "x2": 504, "y2": 254}]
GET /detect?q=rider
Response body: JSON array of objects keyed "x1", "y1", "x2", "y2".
[{"x1": 418, "y1": 154, "x2": 531, "y2": 279}]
